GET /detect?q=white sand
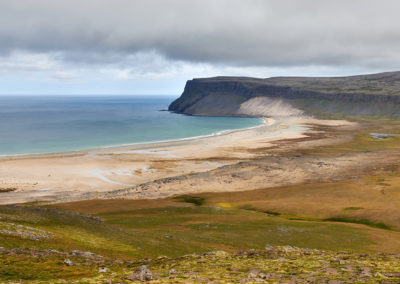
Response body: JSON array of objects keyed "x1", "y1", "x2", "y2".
[{"x1": 0, "y1": 116, "x2": 354, "y2": 204}]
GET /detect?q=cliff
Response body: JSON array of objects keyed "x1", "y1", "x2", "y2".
[{"x1": 169, "y1": 71, "x2": 400, "y2": 117}]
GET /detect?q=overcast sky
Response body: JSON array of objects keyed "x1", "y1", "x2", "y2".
[{"x1": 1, "y1": 0, "x2": 400, "y2": 95}]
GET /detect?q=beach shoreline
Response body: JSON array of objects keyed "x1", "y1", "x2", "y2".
[
  {"x1": 0, "y1": 117, "x2": 268, "y2": 159},
  {"x1": 0, "y1": 116, "x2": 356, "y2": 205}
]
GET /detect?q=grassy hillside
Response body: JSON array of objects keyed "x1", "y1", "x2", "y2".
[
  {"x1": 0, "y1": 196, "x2": 399, "y2": 283},
  {"x1": 0, "y1": 200, "x2": 396, "y2": 283}
]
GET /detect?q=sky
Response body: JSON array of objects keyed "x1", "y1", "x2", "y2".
[{"x1": 0, "y1": 0, "x2": 400, "y2": 95}]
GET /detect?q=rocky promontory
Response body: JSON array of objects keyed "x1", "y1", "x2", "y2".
[{"x1": 169, "y1": 71, "x2": 400, "y2": 117}]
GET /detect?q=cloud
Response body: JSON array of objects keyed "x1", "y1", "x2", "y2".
[
  {"x1": 0, "y1": 0, "x2": 399, "y2": 69},
  {"x1": 0, "y1": 50, "x2": 59, "y2": 73},
  {"x1": 0, "y1": 0, "x2": 399, "y2": 94}
]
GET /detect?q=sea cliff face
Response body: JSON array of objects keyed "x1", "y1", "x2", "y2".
[{"x1": 169, "y1": 72, "x2": 400, "y2": 117}]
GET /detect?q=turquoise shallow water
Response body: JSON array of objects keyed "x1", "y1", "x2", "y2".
[{"x1": 0, "y1": 96, "x2": 263, "y2": 156}]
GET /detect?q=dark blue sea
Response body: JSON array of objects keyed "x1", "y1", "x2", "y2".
[{"x1": 0, "y1": 95, "x2": 262, "y2": 155}]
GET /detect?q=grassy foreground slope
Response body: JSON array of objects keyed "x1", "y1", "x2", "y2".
[{"x1": 1, "y1": 200, "x2": 400, "y2": 283}]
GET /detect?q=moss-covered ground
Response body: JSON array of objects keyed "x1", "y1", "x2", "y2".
[{"x1": 1, "y1": 199, "x2": 400, "y2": 283}]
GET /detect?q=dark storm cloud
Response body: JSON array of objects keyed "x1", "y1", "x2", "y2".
[{"x1": 1, "y1": 0, "x2": 400, "y2": 69}]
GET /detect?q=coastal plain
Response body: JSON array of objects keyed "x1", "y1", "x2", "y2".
[
  {"x1": 0, "y1": 116, "x2": 344, "y2": 205},
  {"x1": 2, "y1": 112, "x2": 400, "y2": 282},
  {"x1": 3, "y1": 72, "x2": 400, "y2": 282}
]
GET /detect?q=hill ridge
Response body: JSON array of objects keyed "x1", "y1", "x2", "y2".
[{"x1": 169, "y1": 71, "x2": 400, "y2": 117}]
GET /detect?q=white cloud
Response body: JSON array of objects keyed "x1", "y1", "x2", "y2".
[{"x1": 0, "y1": 50, "x2": 59, "y2": 73}]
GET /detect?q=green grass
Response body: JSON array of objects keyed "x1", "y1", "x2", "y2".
[
  {"x1": 313, "y1": 132, "x2": 400, "y2": 156},
  {"x1": 343, "y1": 206, "x2": 364, "y2": 211},
  {"x1": 0, "y1": 254, "x2": 98, "y2": 281},
  {"x1": 99, "y1": 206, "x2": 375, "y2": 253},
  {"x1": 0, "y1": 201, "x2": 396, "y2": 282},
  {"x1": 0, "y1": 205, "x2": 375, "y2": 258},
  {"x1": 262, "y1": 210, "x2": 281, "y2": 216},
  {"x1": 174, "y1": 195, "x2": 206, "y2": 206},
  {"x1": 325, "y1": 217, "x2": 392, "y2": 230},
  {"x1": 239, "y1": 204, "x2": 281, "y2": 216}
]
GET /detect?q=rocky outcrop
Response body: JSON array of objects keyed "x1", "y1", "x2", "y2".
[{"x1": 169, "y1": 72, "x2": 400, "y2": 117}]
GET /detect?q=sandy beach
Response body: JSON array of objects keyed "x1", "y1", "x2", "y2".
[{"x1": 0, "y1": 116, "x2": 356, "y2": 204}]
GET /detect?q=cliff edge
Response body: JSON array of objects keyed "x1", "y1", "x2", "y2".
[{"x1": 169, "y1": 71, "x2": 400, "y2": 117}]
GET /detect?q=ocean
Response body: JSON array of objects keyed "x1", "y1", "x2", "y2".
[{"x1": 0, "y1": 95, "x2": 263, "y2": 156}]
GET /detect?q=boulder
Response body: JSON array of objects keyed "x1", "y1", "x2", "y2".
[
  {"x1": 98, "y1": 267, "x2": 110, "y2": 273},
  {"x1": 127, "y1": 265, "x2": 153, "y2": 282},
  {"x1": 64, "y1": 258, "x2": 74, "y2": 266}
]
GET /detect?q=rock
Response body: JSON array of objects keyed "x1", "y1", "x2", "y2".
[
  {"x1": 374, "y1": 272, "x2": 388, "y2": 278},
  {"x1": 281, "y1": 245, "x2": 299, "y2": 252},
  {"x1": 248, "y1": 269, "x2": 259, "y2": 278},
  {"x1": 127, "y1": 265, "x2": 153, "y2": 281},
  {"x1": 382, "y1": 272, "x2": 400, "y2": 277},
  {"x1": 325, "y1": 267, "x2": 338, "y2": 274},
  {"x1": 360, "y1": 267, "x2": 372, "y2": 277},
  {"x1": 342, "y1": 265, "x2": 354, "y2": 272},
  {"x1": 98, "y1": 267, "x2": 110, "y2": 273},
  {"x1": 169, "y1": 73, "x2": 400, "y2": 118},
  {"x1": 214, "y1": 251, "x2": 229, "y2": 258},
  {"x1": 330, "y1": 258, "x2": 341, "y2": 264},
  {"x1": 258, "y1": 273, "x2": 267, "y2": 279},
  {"x1": 70, "y1": 250, "x2": 101, "y2": 259},
  {"x1": 169, "y1": 269, "x2": 177, "y2": 274},
  {"x1": 64, "y1": 258, "x2": 74, "y2": 266},
  {"x1": 264, "y1": 245, "x2": 273, "y2": 250},
  {"x1": 246, "y1": 249, "x2": 258, "y2": 256},
  {"x1": 82, "y1": 251, "x2": 96, "y2": 258},
  {"x1": 204, "y1": 250, "x2": 229, "y2": 258},
  {"x1": 328, "y1": 280, "x2": 344, "y2": 284}
]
